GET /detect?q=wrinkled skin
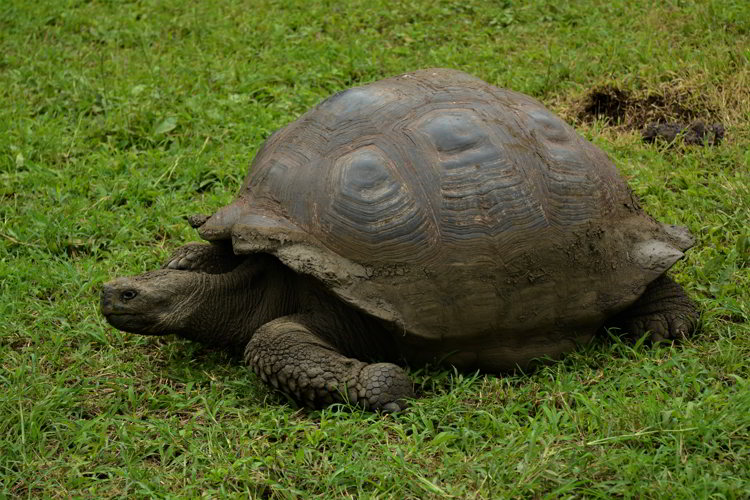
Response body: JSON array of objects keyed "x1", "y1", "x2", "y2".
[
  {"x1": 101, "y1": 243, "x2": 413, "y2": 411},
  {"x1": 101, "y1": 242, "x2": 698, "y2": 411}
]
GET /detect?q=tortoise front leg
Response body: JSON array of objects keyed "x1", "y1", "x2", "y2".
[
  {"x1": 610, "y1": 274, "x2": 699, "y2": 342},
  {"x1": 186, "y1": 214, "x2": 211, "y2": 229},
  {"x1": 245, "y1": 316, "x2": 414, "y2": 411},
  {"x1": 164, "y1": 242, "x2": 243, "y2": 274}
]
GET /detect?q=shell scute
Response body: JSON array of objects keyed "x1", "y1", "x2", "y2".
[
  {"x1": 323, "y1": 145, "x2": 433, "y2": 262},
  {"x1": 419, "y1": 110, "x2": 488, "y2": 153}
]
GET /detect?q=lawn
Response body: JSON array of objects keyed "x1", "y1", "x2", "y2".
[{"x1": 1, "y1": 0, "x2": 749, "y2": 497}]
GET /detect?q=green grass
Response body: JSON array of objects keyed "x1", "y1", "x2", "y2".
[{"x1": 1, "y1": 0, "x2": 749, "y2": 497}]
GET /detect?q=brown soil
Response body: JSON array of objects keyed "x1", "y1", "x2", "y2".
[
  {"x1": 574, "y1": 84, "x2": 724, "y2": 145},
  {"x1": 642, "y1": 120, "x2": 724, "y2": 146}
]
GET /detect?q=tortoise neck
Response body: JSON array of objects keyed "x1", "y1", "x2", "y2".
[{"x1": 178, "y1": 254, "x2": 300, "y2": 353}]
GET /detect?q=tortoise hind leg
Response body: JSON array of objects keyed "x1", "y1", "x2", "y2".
[
  {"x1": 610, "y1": 275, "x2": 698, "y2": 342},
  {"x1": 245, "y1": 316, "x2": 413, "y2": 411}
]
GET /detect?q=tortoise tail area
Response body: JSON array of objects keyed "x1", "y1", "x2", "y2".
[
  {"x1": 658, "y1": 223, "x2": 695, "y2": 252},
  {"x1": 628, "y1": 220, "x2": 694, "y2": 279}
]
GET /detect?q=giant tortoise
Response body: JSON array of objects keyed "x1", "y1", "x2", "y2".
[{"x1": 100, "y1": 68, "x2": 698, "y2": 411}]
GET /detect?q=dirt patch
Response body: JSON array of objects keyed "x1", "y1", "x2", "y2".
[
  {"x1": 575, "y1": 84, "x2": 724, "y2": 144},
  {"x1": 581, "y1": 87, "x2": 631, "y2": 124},
  {"x1": 643, "y1": 120, "x2": 725, "y2": 146}
]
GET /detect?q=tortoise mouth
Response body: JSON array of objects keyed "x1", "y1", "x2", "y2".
[
  {"x1": 102, "y1": 311, "x2": 161, "y2": 335},
  {"x1": 103, "y1": 311, "x2": 137, "y2": 325},
  {"x1": 103, "y1": 311, "x2": 137, "y2": 318}
]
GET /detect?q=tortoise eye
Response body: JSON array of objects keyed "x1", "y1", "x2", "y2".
[{"x1": 121, "y1": 290, "x2": 138, "y2": 301}]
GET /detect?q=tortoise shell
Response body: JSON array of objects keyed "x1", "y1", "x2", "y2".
[{"x1": 197, "y1": 68, "x2": 692, "y2": 370}]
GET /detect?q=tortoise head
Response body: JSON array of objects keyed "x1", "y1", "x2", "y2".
[{"x1": 100, "y1": 269, "x2": 203, "y2": 335}]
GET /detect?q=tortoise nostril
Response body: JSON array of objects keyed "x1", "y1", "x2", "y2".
[{"x1": 100, "y1": 286, "x2": 114, "y2": 313}]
